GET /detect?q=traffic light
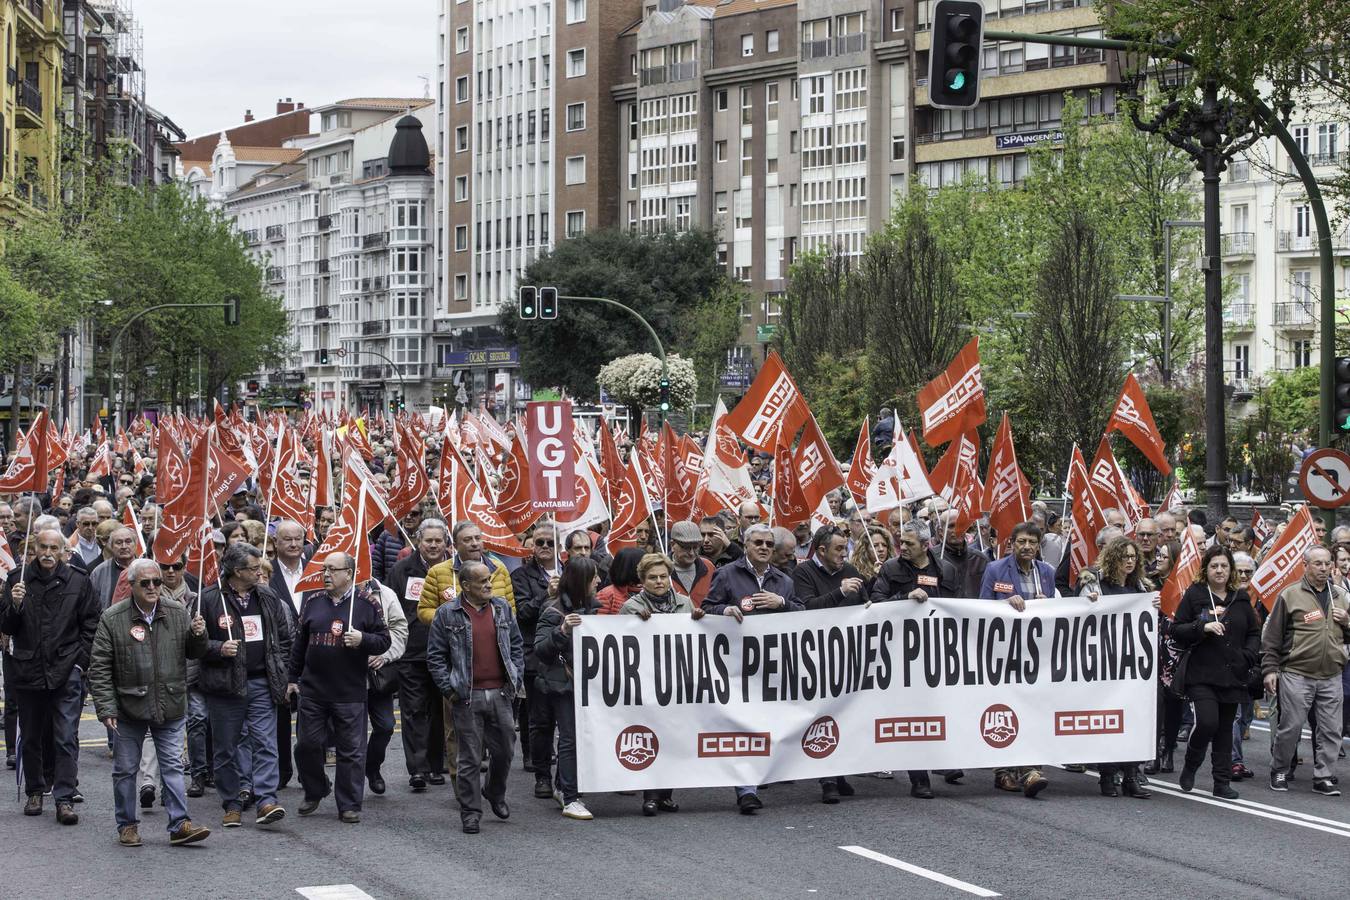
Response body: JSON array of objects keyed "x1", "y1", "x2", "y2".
[
  {"x1": 224, "y1": 293, "x2": 242, "y2": 326},
  {"x1": 658, "y1": 376, "x2": 671, "y2": 413},
  {"x1": 1335, "y1": 357, "x2": 1350, "y2": 433},
  {"x1": 519, "y1": 285, "x2": 538, "y2": 319},
  {"x1": 928, "y1": 0, "x2": 984, "y2": 110},
  {"x1": 539, "y1": 286, "x2": 559, "y2": 320},
  {"x1": 319, "y1": 348, "x2": 331, "y2": 365},
  {"x1": 398, "y1": 395, "x2": 406, "y2": 412}
]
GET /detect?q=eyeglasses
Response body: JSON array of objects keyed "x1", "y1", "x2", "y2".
[
  {"x1": 322, "y1": 565, "x2": 354, "y2": 573},
  {"x1": 1236, "y1": 569, "x2": 1254, "y2": 577},
  {"x1": 1122, "y1": 552, "x2": 1138, "y2": 559},
  {"x1": 165, "y1": 562, "x2": 186, "y2": 571},
  {"x1": 136, "y1": 578, "x2": 163, "y2": 588},
  {"x1": 534, "y1": 539, "x2": 555, "y2": 547},
  {"x1": 1136, "y1": 531, "x2": 1158, "y2": 538},
  {"x1": 748, "y1": 539, "x2": 775, "y2": 548}
]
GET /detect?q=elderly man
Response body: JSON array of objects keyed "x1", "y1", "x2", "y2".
[
  {"x1": 91, "y1": 498, "x2": 115, "y2": 523},
  {"x1": 89, "y1": 558, "x2": 211, "y2": 847},
  {"x1": 1, "y1": 528, "x2": 101, "y2": 822},
  {"x1": 770, "y1": 526, "x2": 799, "y2": 574},
  {"x1": 1134, "y1": 518, "x2": 1161, "y2": 570},
  {"x1": 512, "y1": 522, "x2": 558, "y2": 791},
  {"x1": 937, "y1": 510, "x2": 987, "y2": 598},
  {"x1": 69, "y1": 508, "x2": 103, "y2": 572},
  {"x1": 389, "y1": 518, "x2": 451, "y2": 792},
  {"x1": 198, "y1": 543, "x2": 292, "y2": 828},
  {"x1": 290, "y1": 552, "x2": 391, "y2": 824},
  {"x1": 1263, "y1": 546, "x2": 1350, "y2": 796},
  {"x1": 90, "y1": 526, "x2": 139, "y2": 609},
  {"x1": 669, "y1": 521, "x2": 715, "y2": 606},
  {"x1": 426, "y1": 560, "x2": 524, "y2": 835}
]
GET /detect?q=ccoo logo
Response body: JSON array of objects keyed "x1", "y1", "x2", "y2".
[
  {"x1": 615, "y1": 725, "x2": 659, "y2": 771},
  {"x1": 980, "y1": 704, "x2": 1019, "y2": 748},
  {"x1": 801, "y1": 716, "x2": 840, "y2": 759}
]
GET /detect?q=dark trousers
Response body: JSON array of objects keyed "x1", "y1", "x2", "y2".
[
  {"x1": 15, "y1": 667, "x2": 83, "y2": 802},
  {"x1": 397, "y1": 661, "x2": 440, "y2": 776},
  {"x1": 449, "y1": 688, "x2": 514, "y2": 823},
  {"x1": 2, "y1": 652, "x2": 18, "y2": 757},
  {"x1": 529, "y1": 680, "x2": 558, "y2": 780},
  {"x1": 296, "y1": 695, "x2": 368, "y2": 813},
  {"x1": 1183, "y1": 685, "x2": 1237, "y2": 786},
  {"x1": 276, "y1": 698, "x2": 296, "y2": 786},
  {"x1": 542, "y1": 691, "x2": 577, "y2": 803},
  {"x1": 366, "y1": 688, "x2": 395, "y2": 778},
  {"x1": 1156, "y1": 682, "x2": 1185, "y2": 753}
]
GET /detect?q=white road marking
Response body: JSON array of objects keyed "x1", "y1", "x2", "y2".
[
  {"x1": 296, "y1": 886, "x2": 377, "y2": 900},
  {"x1": 839, "y1": 846, "x2": 1001, "y2": 897}
]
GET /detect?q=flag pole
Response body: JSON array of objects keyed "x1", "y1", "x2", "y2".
[
  {"x1": 16, "y1": 493, "x2": 35, "y2": 583},
  {"x1": 350, "y1": 482, "x2": 368, "y2": 629}
]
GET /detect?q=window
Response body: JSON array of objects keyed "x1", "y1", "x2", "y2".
[
  {"x1": 670, "y1": 142, "x2": 697, "y2": 183},
  {"x1": 1233, "y1": 344, "x2": 1250, "y2": 379},
  {"x1": 566, "y1": 210, "x2": 585, "y2": 238},
  {"x1": 790, "y1": 130, "x2": 799, "y2": 153},
  {"x1": 628, "y1": 103, "x2": 639, "y2": 141},
  {"x1": 565, "y1": 155, "x2": 586, "y2": 185},
  {"x1": 640, "y1": 97, "x2": 668, "y2": 137},
  {"x1": 669, "y1": 93, "x2": 697, "y2": 132},
  {"x1": 454, "y1": 274, "x2": 468, "y2": 300},
  {"x1": 566, "y1": 102, "x2": 586, "y2": 131},
  {"x1": 741, "y1": 86, "x2": 753, "y2": 125},
  {"x1": 742, "y1": 34, "x2": 754, "y2": 57},
  {"x1": 835, "y1": 68, "x2": 867, "y2": 111},
  {"x1": 673, "y1": 197, "x2": 692, "y2": 231},
  {"x1": 455, "y1": 175, "x2": 468, "y2": 201},
  {"x1": 1317, "y1": 123, "x2": 1339, "y2": 160},
  {"x1": 892, "y1": 135, "x2": 905, "y2": 161},
  {"x1": 806, "y1": 75, "x2": 828, "y2": 115},
  {"x1": 566, "y1": 0, "x2": 585, "y2": 23},
  {"x1": 1292, "y1": 125, "x2": 1309, "y2": 157},
  {"x1": 767, "y1": 29, "x2": 779, "y2": 53},
  {"x1": 716, "y1": 90, "x2": 728, "y2": 111},
  {"x1": 1292, "y1": 269, "x2": 1313, "y2": 303},
  {"x1": 566, "y1": 48, "x2": 586, "y2": 77},
  {"x1": 890, "y1": 7, "x2": 904, "y2": 31},
  {"x1": 1293, "y1": 339, "x2": 1313, "y2": 368},
  {"x1": 715, "y1": 191, "x2": 728, "y2": 214},
  {"x1": 456, "y1": 26, "x2": 469, "y2": 52},
  {"x1": 1295, "y1": 203, "x2": 1311, "y2": 238},
  {"x1": 456, "y1": 125, "x2": 468, "y2": 152},
  {"x1": 715, "y1": 140, "x2": 728, "y2": 162},
  {"x1": 741, "y1": 140, "x2": 753, "y2": 177},
  {"x1": 640, "y1": 145, "x2": 667, "y2": 186},
  {"x1": 456, "y1": 76, "x2": 469, "y2": 102},
  {"x1": 766, "y1": 82, "x2": 779, "y2": 121},
  {"x1": 455, "y1": 226, "x2": 468, "y2": 251}
]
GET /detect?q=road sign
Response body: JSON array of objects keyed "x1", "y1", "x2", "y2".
[
  {"x1": 335, "y1": 347, "x2": 347, "y2": 359},
  {"x1": 1298, "y1": 448, "x2": 1350, "y2": 509}
]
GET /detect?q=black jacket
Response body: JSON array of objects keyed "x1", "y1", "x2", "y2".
[
  {"x1": 870, "y1": 553, "x2": 956, "y2": 604},
  {"x1": 0, "y1": 563, "x2": 100, "y2": 690},
  {"x1": 792, "y1": 558, "x2": 866, "y2": 609},
  {"x1": 1172, "y1": 583, "x2": 1261, "y2": 697},
  {"x1": 512, "y1": 559, "x2": 554, "y2": 672},
  {"x1": 533, "y1": 590, "x2": 596, "y2": 695},
  {"x1": 266, "y1": 565, "x2": 300, "y2": 635},
  {"x1": 388, "y1": 551, "x2": 440, "y2": 662},
  {"x1": 196, "y1": 582, "x2": 292, "y2": 705},
  {"x1": 371, "y1": 529, "x2": 407, "y2": 584},
  {"x1": 943, "y1": 545, "x2": 988, "y2": 599}
]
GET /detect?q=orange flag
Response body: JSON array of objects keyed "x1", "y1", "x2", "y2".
[
  {"x1": 1159, "y1": 521, "x2": 1201, "y2": 618},
  {"x1": 846, "y1": 417, "x2": 873, "y2": 508},
  {"x1": 437, "y1": 434, "x2": 527, "y2": 557},
  {"x1": 930, "y1": 430, "x2": 983, "y2": 530},
  {"x1": 495, "y1": 434, "x2": 539, "y2": 535},
  {"x1": 918, "y1": 337, "x2": 986, "y2": 447},
  {"x1": 720, "y1": 351, "x2": 810, "y2": 453},
  {"x1": 772, "y1": 423, "x2": 810, "y2": 529},
  {"x1": 795, "y1": 413, "x2": 845, "y2": 516},
  {"x1": 1106, "y1": 373, "x2": 1171, "y2": 475},
  {"x1": 981, "y1": 413, "x2": 1030, "y2": 546},
  {"x1": 1248, "y1": 506, "x2": 1319, "y2": 612}
]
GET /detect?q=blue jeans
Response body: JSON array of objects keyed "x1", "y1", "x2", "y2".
[
  {"x1": 1231, "y1": 701, "x2": 1255, "y2": 765},
  {"x1": 186, "y1": 689, "x2": 209, "y2": 778},
  {"x1": 207, "y1": 677, "x2": 279, "y2": 812},
  {"x1": 113, "y1": 717, "x2": 189, "y2": 832}
]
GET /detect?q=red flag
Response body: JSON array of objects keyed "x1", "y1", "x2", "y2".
[
  {"x1": 606, "y1": 449, "x2": 655, "y2": 554},
  {"x1": 1160, "y1": 481, "x2": 1183, "y2": 514},
  {"x1": 660, "y1": 422, "x2": 696, "y2": 524},
  {"x1": 1106, "y1": 373, "x2": 1171, "y2": 475},
  {"x1": 212, "y1": 401, "x2": 252, "y2": 473},
  {"x1": 495, "y1": 434, "x2": 539, "y2": 534},
  {"x1": 86, "y1": 442, "x2": 113, "y2": 481},
  {"x1": 526, "y1": 401, "x2": 577, "y2": 513},
  {"x1": 311, "y1": 431, "x2": 334, "y2": 509},
  {"x1": 1088, "y1": 437, "x2": 1137, "y2": 528},
  {"x1": 720, "y1": 351, "x2": 810, "y2": 453},
  {"x1": 156, "y1": 423, "x2": 189, "y2": 506},
  {"x1": 918, "y1": 337, "x2": 986, "y2": 447},
  {"x1": 846, "y1": 417, "x2": 874, "y2": 508},
  {"x1": 694, "y1": 422, "x2": 757, "y2": 518},
  {"x1": 981, "y1": 413, "x2": 1031, "y2": 546},
  {"x1": 295, "y1": 451, "x2": 385, "y2": 593},
  {"x1": 388, "y1": 419, "x2": 429, "y2": 519},
  {"x1": 795, "y1": 413, "x2": 845, "y2": 515},
  {"x1": 1067, "y1": 444, "x2": 1106, "y2": 586},
  {"x1": 437, "y1": 434, "x2": 527, "y2": 557},
  {"x1": 555, "y1": 445, "x2": 612, "y2": 534},
  {"x1": 0, "y1": 410, "x2": 51, "y2": 493},
  {"x1": 596, "y1": 418, "x2": 625, "y2": 510},
  {"x1": 266, "y1": 425, "x2": 314, "y2": 535},
  {"x1": 1249, "y1": 506, "x2": 1319, "y2": 612},
  {"x1": 772, "y1": 425, "x2": 811, "y2": 529},
  {"x1": 43, "y1": 416, "x2": 68, "y2": 472},
  {"x1": 1159, "y1": 520, "x2": 1201, "y2": 617},
  {"x1": 122, "y1": 504, "x2": 148, "y2": 557},
  {"x1": 1251, "y1": 509, "x2": 1273, "y2": 547},
  {"x1": 930, "y1": 430, "x2": 983, "y2": 530},
  {"x1": 0, "y1": 533, "x2": 15, "y2": 580}
]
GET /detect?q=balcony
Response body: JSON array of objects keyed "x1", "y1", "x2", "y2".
[
  {"x1": 1278, "y1": 230, "x2": 1315, "y2": 252},
  {"x1": 359, "y1": 276, "x2": 388, "y2": 293},
  {"x1": 1223, "y1": 302, "x2": 1255, "y2": 329},
  {"x1": 434, "y1": 365, "x2": 455, "y2": 379},
  {"x1": 361, "y1": 320, "x2": 389, "y2": 336},
  {"x1": 318, "y1": 214, "x2": 333, "y2": 231},
  {"x1": 1274, "y1": 300, "x2": 1316, "y2": 328},
  {"x1": 835, "y1": 33, "x2": 866, "y2": 55},
  {"x1": 1221, "y1": 232, "x2": 1254, "y2": 257},
  {"x1": 1227, "y1": 160, "x2": 1251, "y2": 182},
  {"x1": 1226, "y1": 370, "x2": 1255, "y2": 400},
  {"x1": 317, "y1": 259, "x2": 330, "y2": 274},
  {"x1": 240, "y1": 229, "x2": 260, "y2": 244},
  {"x1": 1308, "y1": 151, "x2": 1348, "y2": 168},
  {"x1": 362, "y1": 231, "x2": 388, "y2": 250},
  {"x1": 265, "y1": 266, "x2": 284, "y2": 283},
  {"x1": 314, "y1": 305, "x2": 332, "y2": 320},
  {"x1": 17, "y1": 0, "x2": 44, "y2": 29},
  {"x1": 801, "y1": 39, "x2": 832, "y2": 60},
  {"x1": 668, "y1": 61, "x2": 696, "y2": 83},
  {"x1": 360, "y1": 365, "x2": 389, "y2": 380},
  {"x1": 265, "y1": 224, "x2": 285, "y2": 241},
  {"x1": 16, "y1": 81, "x2": 42, "y2": 126},
  {"x1": 640, "y1": 66, "x2": 666, "y2": 87}
]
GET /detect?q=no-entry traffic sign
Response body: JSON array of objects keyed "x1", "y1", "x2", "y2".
[{"x1": 1299, "y1": 448, "x2": 1350, "y2": 509}]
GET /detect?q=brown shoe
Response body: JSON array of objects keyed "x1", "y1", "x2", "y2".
[
  {"x1": 23, "y1": 793, "x2": 43, "y2": 816},
  {"x1": 222, "y1": 810, "x2": 242, "y2": 828},
  {"x1": 169, "y1": 820, "x2": 210, "y2": 846},
  {"x1": 1023, "y1": 770, "x2": 1049, "y2": 799},
  {"x1": 55, "y1": 802, "x2": 78, "y2": 825},
  {"x1": 119, "y1": 824, "x2": 142, "y2": 847},
  {"x1": 995, "y1": 773, "x2": 1021, "y2": 792},
  {"x1": 255, "y1": 803, "x2": 285, "y2": 825}
]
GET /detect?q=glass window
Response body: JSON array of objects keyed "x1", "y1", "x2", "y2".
[
  {"x1": 566, "y1": 210, "x2": 585, "y2": 238},
  {"x1": 565, "y1": 155, "x2": 586, "y2": 184},
  {"x1": 566, "y1": 0, "x2": 585, "y2": 23},
  {"x1": 767, "y1": 30, "x2": 779, "y2": 53},
  {"x1": 566, "y1": 48, "x2": 586, "y2": 77},
  {"x1": 742, "y1": 34, "x2": 754, "y2": 57},
  {"x1": 456, "y1": 27, "x2": 469, "y2": 52},
  {"x1": 566, "y1": 102, "x2": 586, "y2": 131}
]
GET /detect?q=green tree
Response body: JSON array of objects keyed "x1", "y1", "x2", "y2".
[
  {"x1": 800, "y1": 350, "x2": 870, "y2": 459},
  {"x1": 502, "y1": 228, "x2": 736, "y2": 401}
]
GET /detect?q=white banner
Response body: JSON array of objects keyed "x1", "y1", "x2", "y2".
[{"x1": 575, "y1": 594, "x2": 1158, "y2": 791}]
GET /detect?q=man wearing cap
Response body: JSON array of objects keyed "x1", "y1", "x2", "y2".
[
  {"x1": 511, "y1": 521, "x2": 558, "y2": 791},
  {"x1": 669, "y1": 522, "x2": 715, "y2": 606}
]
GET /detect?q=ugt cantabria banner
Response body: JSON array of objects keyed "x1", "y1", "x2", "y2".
[{"x1": 574, "y1": 594, "x2": 1158, "y2": 791}]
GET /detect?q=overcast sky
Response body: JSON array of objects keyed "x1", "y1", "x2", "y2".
[{"x1": 136, "y1": 0, "x2": 438, "y2": 139}]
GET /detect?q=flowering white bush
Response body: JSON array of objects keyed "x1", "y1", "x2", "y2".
[{"x1": 597, "y1": 353, "x2": 697, "y2": 408}]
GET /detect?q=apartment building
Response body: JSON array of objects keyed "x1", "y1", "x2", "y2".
[{"x1": 2, "y1": 0, "x2": 65, "y2": 220}]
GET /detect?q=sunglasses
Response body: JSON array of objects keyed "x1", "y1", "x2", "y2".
[
  {"x1": 136, "y1": 578, "x2": 164, "y2": 588},
  {"x1": 165, "y1": 562, "x2": 186, "y2": 571},
  {"x1": 748, "y1": 539, "x2": 775, "y2": 548},
  {"x1": 534, "y1": 539, "x2": 555, "y2": 547}
]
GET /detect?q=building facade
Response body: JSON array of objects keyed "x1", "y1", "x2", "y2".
[{"x1": 2, "y1": 0, "x2": 65, "y2": 221}]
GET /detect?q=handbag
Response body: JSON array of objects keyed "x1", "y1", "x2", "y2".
[
  {"x1": 368, "y1": 660, "x2": 400, "y2": 696},
  {"x1": 1162, "y1": 636, "x2": 1190, "y2": 700}
]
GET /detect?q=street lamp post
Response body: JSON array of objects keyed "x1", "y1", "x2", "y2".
[
  {"x1": 342, "y1": 349, "x2": 407, "y2": 408},
  {"x1": 1116, "y1": 215, "x2": 1203, "y2": 386}
]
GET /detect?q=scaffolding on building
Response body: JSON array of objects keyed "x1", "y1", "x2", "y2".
[{"x1": 90, "y1": 0, "x2": 147, "y2": 183}]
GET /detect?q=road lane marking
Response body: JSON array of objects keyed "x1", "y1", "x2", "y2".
[
  {"x1": 296, "y1": 886, "x2": 377, "y2": 900},
  {"x1": 839, "y1": 846, "x2": 1000, "y2": 897}
]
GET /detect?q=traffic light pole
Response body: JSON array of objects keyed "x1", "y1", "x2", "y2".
[
  {"x1": 342, "y1": 349, "x2": 408, "y2": 406},
  {"x1": 560, "y1": 295, "x2": 670, "y2": 426}
]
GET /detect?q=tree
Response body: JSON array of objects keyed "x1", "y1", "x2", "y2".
[
  {"x1": 800, "y1": 350, "x2": 871, "y2": 458},
  {"x1": 596, "y1": 353, "x2": 697, "y2": 425},
  {"x1": 502, "y1": 228, "x2": 735, "y2": 401},
  {"x1": 781, "y1": 247, "x2": 854, "y2": 388}
]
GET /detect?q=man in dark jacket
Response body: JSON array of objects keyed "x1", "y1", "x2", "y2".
[
  {"x1": 704, "y1": 523, "x2": 801, "y2": 814},
  {"x1": 89, "y1": 558, "x2": 211, "y2": 847},
  {"x1": 873, "y1": 523, "x2": 958, "y2": 604},
  {"x1": 512, "y1": 522, "x2": 558, "y2": 796},
  {"x1": 371, "y1": 509, "x2": 420, "y2": 584},
  {"x1": 936, "y1": 510, "x2": 988, "y2": 598},
  {"x1": 388, "y1": 517, "x2": 450, "y2": 791},
  {"x1": 0, "y1": 528, "x2": 101, "y2": 821},
  {"x1": 198, "y1": 543, "x2": 292, "y2": 828},
  {"x1": 266, "y1": 519, "x2": 304, "y2": 789}
]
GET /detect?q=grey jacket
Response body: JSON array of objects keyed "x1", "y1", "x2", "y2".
[{"x1": 426, "y1": 596, "x2": 524, "y2": 703}]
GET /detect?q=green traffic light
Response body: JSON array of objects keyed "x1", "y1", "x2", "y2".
[
  {"x1": 523, "y1": 306, "x2": 534, "y2": 316},
  {"x1": 948, "y1": 71, "x2": 966, "y2": 91}
]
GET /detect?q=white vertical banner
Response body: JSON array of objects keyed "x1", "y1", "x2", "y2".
[{"x1": 574, "y1": 594, "x2": 1159, "y2": 792}]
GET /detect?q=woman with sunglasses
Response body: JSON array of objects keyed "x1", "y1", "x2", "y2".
[
  {"x1": 1171, "y1": 544, "x2": 1261, "y2": 799},
  {"x1": 1080, "y1": 536, "x2": 1152, "y2": 799}
]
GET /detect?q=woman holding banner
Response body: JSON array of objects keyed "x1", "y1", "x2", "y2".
[
  {"x1": 596, "y1": 549, "x2": 644, "y2": 615},
  {"x1": 1080, "y1": 536, "x2": 1152, "y2": 799},
  {"x1": 620, "y1": 553, "x2": 705, "y2": 816},
  {"x1": 534, "y1": 556, "x2": 601, "y2": 821},
  {"x1": 1170, "y1": 545, "x2": 1261, "y2": 800}
]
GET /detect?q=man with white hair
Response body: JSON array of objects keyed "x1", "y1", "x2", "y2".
[{"x1": 90, "y1": 526, "x2": 139, "y2": 609}]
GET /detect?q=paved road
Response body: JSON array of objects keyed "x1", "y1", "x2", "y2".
[{"x1": 1, "y1": 710, "x2": 1347, "y2": 899}]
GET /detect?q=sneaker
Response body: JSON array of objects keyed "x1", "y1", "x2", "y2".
[
  {"x1": 139, "y1": 786, "x2": 155, "y2": 809},
  {"x1": 1023, "y1": 771, "x2": 1049, "y2": 798},
  {"x1": 169, "y1": 820, "x2": 211, "y2": 846},
  {"x1": 552, "y1": 788, "x2": 565, "y2": 810},
  {"x1": 1313, "y1": 779, "x2": 1342, "y2": 797},
  {"x1": 869, "y1": 771, "x2": 894, "y2": 779},
  {"x1": 256, "y1": 803, "x2": 286, "y2": 825},
  {"x1": 561, "y1": 800, "x2": 593, "y2": 820},
  {"x1": 821, "y1": 782, "x2": 840, "y2": 805},
  {"x1": 1269, "y1": 771, "x2": 1289, "y2": 792},
  {"x1": 222, "y1": 810, "x2": 242, "y2": 828},
  {"x1": 55, "y1": 802, "x2": 78, "y2": 825},
  {"x1": 118, "y1": 824, "x2": 142, "y2": 847},
  {"x1": 186, "y1": 776, "x2": 205, "y2": 798},
  {"x1": 737, "y1": 792, "x2": 763, "y2": 814}
]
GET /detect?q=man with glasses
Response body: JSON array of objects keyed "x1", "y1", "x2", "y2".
[
  {"x1": 669, "y1": 521, "x2": 715, "y2": 606},
  {"x1": 160, "y1": 555, "x2": 210, "y2": 798},
  {"x1": 290, "y1": 552, "x2": 391, "y2": 823},
  {"x1": 69, "y1": 508, "x2": 102, "y2": 573},
  {"x1": 512, "y1": 521, "x2": 558, "y2": 793},
  {"x1": 198, "y1": 543, "x2": 292, "y2": 829},
  {"x1": 1134, "y1": 518, "x2": 1161, "y2": 572},
  {"x1": 704, "y1": 522, "x2": 801, "y2": 814},
  {"x1": 89, "y1": 558, "x2": 211, "y2": 847}
]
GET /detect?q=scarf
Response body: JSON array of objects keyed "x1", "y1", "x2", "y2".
[{"x1": 638, "y1": 588, "x2": 678, "y2": 614}]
